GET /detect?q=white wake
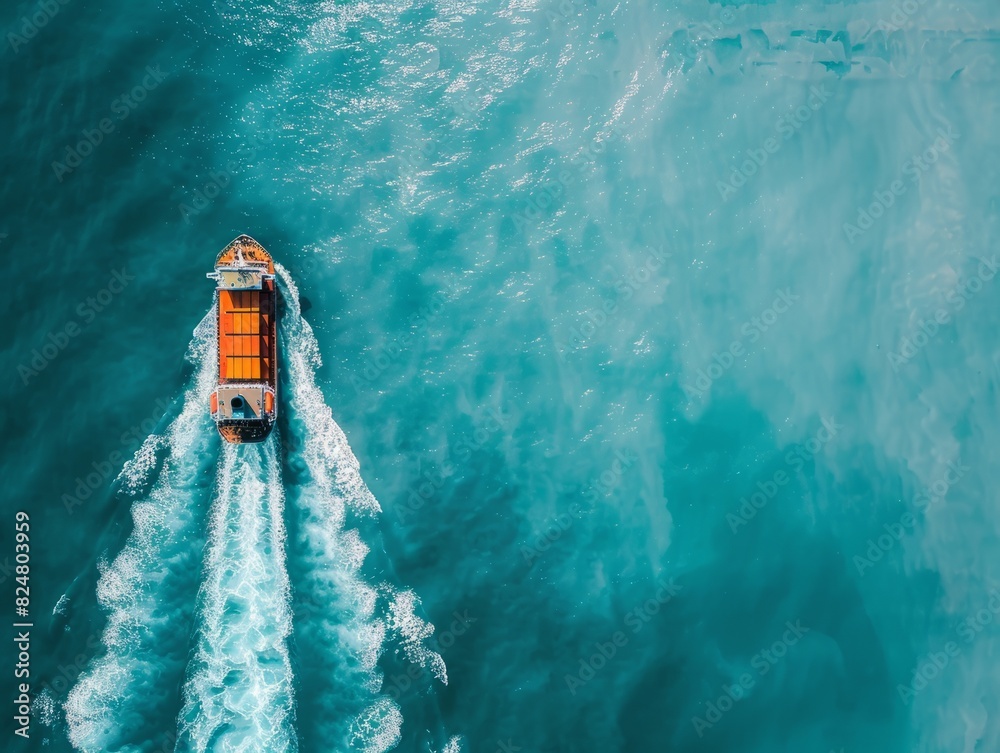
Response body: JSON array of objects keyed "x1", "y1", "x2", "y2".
[
  {"x1": 66, "y1": 313, "x2": 218, "y2": 753},
  {"x1": 277, "y1": 262, "x2": 448, "y2": 752},
  {"x1": 176, "y1": 440, "x2": 296, "y2": 753}
]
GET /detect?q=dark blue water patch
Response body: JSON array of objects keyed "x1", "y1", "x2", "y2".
[
  {"x1": 617, "y1": 538, "x2": 903, "y2": 753},
  {"x1": 645, "y1": 394, "x2": 914, "y2": 753}
]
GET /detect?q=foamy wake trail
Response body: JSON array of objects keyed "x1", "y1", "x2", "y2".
[
  {"x1": 65, "y1": 313, "x2": 218, "y2": 753},
  {"x1": 176, "y1": 440, "x2": 296, "y2": 753},
  {"x1": 276, "y1": 264, "x2": 448, "y2": 752}
]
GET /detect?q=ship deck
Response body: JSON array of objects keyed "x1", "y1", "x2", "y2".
[{"x1": 218, "y1": 283, "x2": 275, "y2": 384}]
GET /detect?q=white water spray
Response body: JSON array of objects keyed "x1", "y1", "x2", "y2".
[
  {"x1": 277, "y1": 263, "x2": 447, "y2": 752},
  {"x1": 66, "y1": 313, "x2": 218, "y2": 753},
  {"x1": 176, "y1": 440, "x2": 296, "y2": 753}
]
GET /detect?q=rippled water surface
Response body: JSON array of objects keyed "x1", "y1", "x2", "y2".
[{"x1": 1, "y1": 0, "x2": 999, "y2": 751}]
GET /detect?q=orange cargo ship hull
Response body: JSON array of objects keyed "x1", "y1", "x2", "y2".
[{"x1": 207, "y1": 235, "x2": 278, "y2": 443}]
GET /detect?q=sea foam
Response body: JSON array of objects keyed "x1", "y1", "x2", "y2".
[
  {"x1": 65, "y1": 312, "x2": 218, "y2": 753},
  {"x1": 175, "y1": 440, "x2": 296, "y2": 753}
]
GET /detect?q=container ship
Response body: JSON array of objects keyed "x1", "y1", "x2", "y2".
[{"x1": 206, "y1": 235, "x2": 278, "y2": 443}]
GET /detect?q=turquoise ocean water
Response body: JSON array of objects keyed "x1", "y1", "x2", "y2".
[{"x1": 1, "y1": 0, "x2": 999, "y2": 751}]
